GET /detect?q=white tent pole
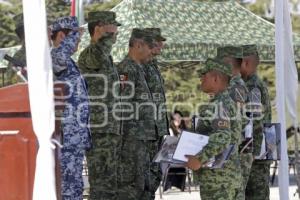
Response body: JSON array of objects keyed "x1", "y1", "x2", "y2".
[
  {"x1": 275, "y1": 0, "x2": 299, "y2": 198},
  {"x1": 22, "y1": 0, "x2": 57, "y2": 199}
]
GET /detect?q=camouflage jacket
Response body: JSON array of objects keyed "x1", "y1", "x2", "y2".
[
  {"x1": 51, "y1": 30, "x2": 91, "y2": 150},
  {"x1": 6, "y1": 44, "x2": 26, "y2": 85},
  {"x1": 228, "y1": 74, "x2": 249, "y2": 143},
  {"x1": 196, "y1": 90, "x2": 241, "y2": 186},
  {"x1": 78, "y1": 35, "x2": 121, "y2": 135},
  {"x1": 245, "y1": 74, "x2": 272, "y2": 155},
  {"x1": 117, "y1": 55, "x2": 157, "y2": 140},
  {"x1": 196, "y1": 90, "x2": 240, "y2": 163},
  {"x1": 143, "y1": 59, "x2": 169, "y2": 137}
]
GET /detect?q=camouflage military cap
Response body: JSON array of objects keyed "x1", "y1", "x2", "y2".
[
  {"x1": 130, "y1": 28, "x2": 154, "y2": 46},
  {"x1": 51, "y1": 16, "x2": 79, "y2": 32},
  {"x1": 198, "y1": 58, "x2": 232, "y2": 77},
  {"x1": 144, "y1": 28, "x2": 167, "y2": 42},
  {"x1": 87, "y1": 11, "x2": 121, "y2": 26},
  {"x1": 241, "y1": 45, "x2": 258, "y2": 57},
  {"x1": 217, "y1": 46, "x2": 243, "y2": 59},
  {"x1": 13, "y1": 13, "x2": 24, "y2": 29}
]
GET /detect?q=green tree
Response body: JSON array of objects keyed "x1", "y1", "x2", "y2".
[
  {"x1": 0, "y1": 1, "x2": 22, "y2": 47},
  {"x1": 0, "y1": 0, "x2": 121, "y2": 48}
]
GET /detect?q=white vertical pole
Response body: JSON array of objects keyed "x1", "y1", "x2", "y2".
[{"x1": 22, "y1": 0, "x2": 57, "y2": 199}]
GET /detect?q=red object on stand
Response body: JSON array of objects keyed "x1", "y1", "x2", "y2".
[
  {"x1": 0, "y1": 83, "x2": 65, "y2": 200},
  {"x1": 0, "y1": 84, "x2": 37, "y2": 200}
]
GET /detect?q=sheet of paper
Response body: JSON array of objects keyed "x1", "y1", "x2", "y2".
[
  {"x1": 153, "y1": 136, "x2": 180, "y2": 163},
  {"x1": 172, "y1": 130, "x2": 209, "y2": 162},
  {"x1": 255, "y1": 131, "x2": 266, "y2": 159}
]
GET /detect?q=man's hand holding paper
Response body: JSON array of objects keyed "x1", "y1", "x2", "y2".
[
  {"x1": 185, "y1": 155, "x2": 202, "y2": 170},
  {"x1": 172, "y1": 130, "x2": 209, "y2": 162}
]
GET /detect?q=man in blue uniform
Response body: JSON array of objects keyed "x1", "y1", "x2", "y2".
[{"x1": 50, "y1": 16, "x2": 91, "y2": 200}]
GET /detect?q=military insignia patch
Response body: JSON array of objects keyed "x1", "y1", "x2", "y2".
[
  {"x1": 249, "y1": 88, "x2": 261, "y2": 103},
  {"x1": 231, "y1": 85, "x2": 246, "y2": 103},
  {"x1": 120, "y1": 74, "x2": 128, "y2": 81},
  {"x1": 120, "y1": 74, "x2": 128, "y2": 90},
  {"x1": 212, "y1": 119, "x2": 230, "y2": 130}
]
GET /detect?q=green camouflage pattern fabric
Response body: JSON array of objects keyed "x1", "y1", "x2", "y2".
[
  {"x1": 144, "y1": 28, "x2": 166, "y2": 41},
  {"x1": 78, "y1": 33, "x2": 122, "y2": 199},
  {"x1": 117, "y1": 55, "x2": 157, "y2": 199},
  {"x1": 78, "y1": 34, "x2": 122, "y2": 135},
  {"x1": 87, "y1": 11, "x2": 121, "y2": 26},
  {"x1": 217, "y1": 46, "x2": 244, "y2": 58},
  {"x1": 195, "y1": 90, "x2": 242, "y2": 200},
  {"x1": 117, "y1": 55, "x2": 157, "y2": 140},
  {"x1": 118, "y1": 136, "x2": 151, "y2": 200},
  {"x1": 245, "y1": 161, "x2": 271, "y2": 200},
  {"x1": 245, "y1": 74, "x2": 272, "y2": 155},
  {"x1": 229, "y1": 74, "x2": 249, "y2": 141},
  {"x1": 198, "y1": 57, "x2": 232, "y2": 77},
  {"x1": 241, "y1": 44, "x2": 259, "y2": 57},
  {"x1": 229, "y1": 75, "x2": 253, "y2": 200},
  {"x1": 130, "y1": 28, "x2": 154, "y2": 45},
  {"x1": 143, "y1": 59, "x2": 168, "y2": 199},
  {"x1": 143, "y1": 60, "x2": 168, "y2": 137},
  {"x1": 108, "y1": 0, "x2": 300, "y2": 62},
  {"x1": 2, "y1": 0, "x2": 300, "y2": 66},
  {"x1": 142, "y1": 27, "x2": 167, "y2": 199},
  {"x1": 237, "y1": 153, "x2": 253, "y2": 200},
  {"x1": 86, "y1": 135, "x2": 122, "y2": 200},
  {"x1": 141, "y1": 140, "x2": 162, "y2": 200},
  {"x1": 245, "y1": 73, "x2": 272, "y2": 200}
]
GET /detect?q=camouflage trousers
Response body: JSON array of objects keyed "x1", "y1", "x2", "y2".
[
  {"x1": 119, "y1": 135, "x2": 159, "y2": 200},
  {"x1": 198, "y1": 169, "x2": 240, "y2": 200},
  {"x1": 141, "y1": 139, "x2": 162, "y2": 200},
  {"x1": 87, "y1": 134, "x2": 122, "y2": 200},
  {"x1": 236, "y1": 153, "x2": 254, "y2": 200},
  {"x1": 198, "y1": 157, "x2": 241, "y2": 200},
  {"x1": 245, "y1": 160, "x2": 271, "y2": 200},
  {"x1": 60, "y1": 147, "x2": 85, "y2": 200}
]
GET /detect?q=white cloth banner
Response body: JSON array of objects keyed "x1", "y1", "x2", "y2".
[
  {"x1": 275, "y1": 0, "x2": 298, "y2": 199},
  {"x1": 22, "y1": 0, "x2": 57, "y2": 199},
  {"x1": 283, "y1": 3, "x2": 299, "y2": 120}
]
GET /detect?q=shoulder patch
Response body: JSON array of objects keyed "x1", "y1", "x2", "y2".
[
  {"x1": 249, "y1": 88, "x2": 261, "y2": 103},
  {"x1": 212, "y1": 119, "x2": 230, "y2": 130},
  {"x1": 120, "y1": 74, "x2": 128, "y2": 81},
  {"x1": 231, "y1": 85, "x2": 247, "y2": 103}
]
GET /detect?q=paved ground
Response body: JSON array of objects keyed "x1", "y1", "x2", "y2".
[
  {"x1": 155, "y1": 167, "x2": 300, "y2": 200},
  {"x1": 83, "y1": 163, "x2": 300, "y2": 200},
  {"x1": 155, "y1": 186, "x2": 299, "y2": 200}
]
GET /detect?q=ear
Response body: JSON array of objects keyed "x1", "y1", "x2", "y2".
[
  {"x1": 211, "y1": 73, "x2": 217, "y2": 82},
  {"x1": 241, "y1": 59, "x2": 247, "y2": 69},
  {"x1": 214, "y1": 75, "x2": 219, "y2": 83},
  {"x1": 57, "y1": 31, "x2": 66, "y2": 40},
  {"x1": 94, "y1": 26, "x2": 100, "y2": 35},
  {"x1": 136, "y1": 41, "x2": 141, "y2": 49}
]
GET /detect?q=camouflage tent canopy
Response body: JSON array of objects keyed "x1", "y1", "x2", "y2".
[{"x1": 1, "y1": 0, "x2": 300, "y2": 67}]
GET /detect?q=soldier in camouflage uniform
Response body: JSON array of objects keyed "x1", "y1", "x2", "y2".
[
  {"x1": 217, "y1": 46, "x2": 252, "y2": 200},
  {"x1": 77, "y1": 11, "x2": 122, "y2": 200},
  {"x1": 117, "y1": 28, "x2": 156, "y2": 200},
  {"x1": 141, "y1": 28, "x2": 168, "y2": 200},
  {"x1": 241, "y1": 45, "x2": 272, "y2": 200},
  {"x1": 50, "y1": 16, "x2": 91, "y2": 200},
  {"x1": 6, "y1": 13, "x2": 26, "y2": 85},
  {"x1": 186, "y1": 58, "x2": 242, "y2": 200}
]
